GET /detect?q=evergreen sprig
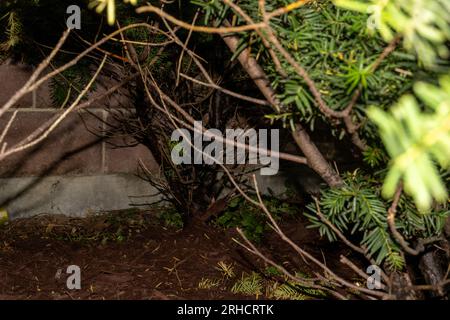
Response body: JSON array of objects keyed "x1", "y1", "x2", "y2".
[
  {"x1": 305, "y1": 171, "x2": 448, "y2": 269},
  {"x1": 368, "y1": 76, "x2": 450, "y2": 211}
]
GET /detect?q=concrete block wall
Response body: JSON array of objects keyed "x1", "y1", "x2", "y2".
[
  {"x1": 0, "y1": 108, "x2": 157, "y2": 177},
  {"x1": 0, "y1": 62, "x2": 289, "y2": 219},
  {"x1": 0, "y1": 107, "x2": 162, "y2": 219}
]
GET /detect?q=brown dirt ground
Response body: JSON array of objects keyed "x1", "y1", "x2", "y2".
[{"x1": 0, "y1": 209, "x2": 357, "y2": 300}]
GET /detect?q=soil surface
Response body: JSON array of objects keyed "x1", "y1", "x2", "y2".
[{"x1": 0, "y1": 210, "x2": 356, "y2": 300}]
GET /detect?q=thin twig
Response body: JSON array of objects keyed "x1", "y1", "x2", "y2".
[
  {"x1": 137, "y1": 5, "x2": 265, "y2": 33},
  {"x1": 387, "y1": 183, "x2": 423, "y2": 256},
  {"x1": 0, "y1": 56, "x2": 108, "y2": 161},
  {"x1": 340, "y1": 255, "x2": 387, "y2": 291},
  {"x1": 0, "y1": 110, "x2": 18, "y2": 145},
  {"x1": 0, "y1": 29, "x2": 71, "y2": 118}
]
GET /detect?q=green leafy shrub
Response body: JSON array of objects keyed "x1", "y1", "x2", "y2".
[
  {"x1": 216, "y1": 195, "x2": 299, "y2": 242},
  {"x1": 158, "y1": 207, "x2": 184, "y2": 230}
]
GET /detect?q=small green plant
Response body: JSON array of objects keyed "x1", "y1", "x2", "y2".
[
  {"x1": 231, "y1": 270, "x2": 325, "y2": 299},
  {"x1": 215, "y1": 261, "x2": 235, "y2": 279},
  {"x1": 158, "y1": 207, "x2": 184, "y2": 230},
  {"x1": 270, "y1": 283, "x2": 308, "y2": 300},
  {"x1": 0, "y1": 11, "x2": 22, "y2": 52},
  {"x1": 264, "y1": 266, "x2": 283, "y2": 277},
  {"x1": 198, "y1": 277, "x2": 221, "y2": 290},
  {"x1": 266, "y1": 269, "x2": 327, "y2": 299},
  {"x1": 289, "y1": 272, "x2": 328, "y2": 298},
  {"x1": 231, "y1": 272, "x2": 263, "y2": 298},
  {"x1": 216, "y1": 195, "x2": 299, "y2": 242}
]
